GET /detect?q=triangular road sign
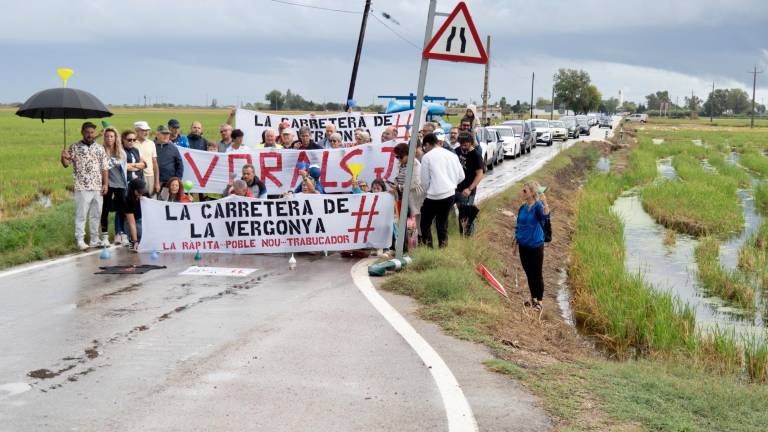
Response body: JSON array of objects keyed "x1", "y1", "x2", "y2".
[{"x1": 423, "y1": 2, "x2": 487, "y2": 64}]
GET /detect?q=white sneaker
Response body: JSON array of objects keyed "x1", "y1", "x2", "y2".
[
  {"x1": 77, "y1": 240, "x2": 89, "y2": 251},
  {"x1": 99, "y1": 233, "x2": 109, "y2": 247},
  {"x1": 89, "y1": 240, "x2": 102, "y2": 249},
  {"x1": 113, "y1": 234, "x2": 122, "y2": 245}
]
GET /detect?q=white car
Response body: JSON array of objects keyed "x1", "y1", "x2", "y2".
[
  {"x1": 548, "y1": 120, "x2": 567, "y2": 142},
  {"x1": 527, "y1": 119, "x2": 552, "y2": 146},
  {"x1": 475, "y1": 127, "x2": 501, "y2": 170},
  {"x1": 625, "y1": 113, "x2": 648, "y2": 123},
  {"x1": 487, "y1": 125, "x2": 521, "y2": 159}
]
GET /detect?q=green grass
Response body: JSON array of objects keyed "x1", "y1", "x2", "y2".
[
  {"x1": 569, "y1": 172, "x2": 697, "y2": 356},
  {"x1": 641, "y1": 154, "x2": 743, "y2": 236},
  {"x1": 755, "y1": 182, "x2": 768, "y2": 214},
  {"x1": 739, "y1": 151, "x2": 768, "y2": 178},
  {"x1": 0, "y1": 201, "x2": 76, "y2": 267},
  {"x1": 650, "y1": 116, "x2": 768, "y2": 128},
  {"x1": 707, "y1": 152, "x2": 752, "y2": 187},
  {"x1": 744, "y1": 332, "x2": 768, "y2": 383},
  {"x1": 487, "y1": 357, "x2": 768, "y2": 431},
  {"x1": 694, "y1": 237, "x2": 755, "y2": 310}
]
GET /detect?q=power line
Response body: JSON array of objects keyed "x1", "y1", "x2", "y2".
[
  {"x1": 369, "y1": 10, "x2": 420, "y2": 49},
  {"x1": 269, "y1": 0, "x2": 361, "y2": 14}
]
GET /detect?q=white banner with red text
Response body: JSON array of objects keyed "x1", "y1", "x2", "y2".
[
  {"x1": 138, "y1": 194, "x2": 395, "y2": 254},
  {"x1": 234, "y1": 108, "x2": 423, "y2": 147},
  {"x1": 180, "y1": 144, "x2": 402, "y2": 194}
]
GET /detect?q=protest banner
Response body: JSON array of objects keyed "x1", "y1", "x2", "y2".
[
  {"x1": 180, "y1": 144, "x2": 400, "y2": 194},
  {"x1": 138, "y1": 194, "x2": 395, "y2": 254},
  {"x1": 234, "y1": 108, "x2": 424, "y2": 147}
]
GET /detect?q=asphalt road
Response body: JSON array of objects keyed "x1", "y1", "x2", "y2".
[{"x1": 0, "y1": 121, "x2": 614, "y2": 431}]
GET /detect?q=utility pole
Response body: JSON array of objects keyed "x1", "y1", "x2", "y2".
[
  {"x1": 481, "y1": 35, "x2": 491, "y2": 125},
  {"x1": 346, "y1": 0, "x2": 372, "y2": 111},
  {"x1": 550, "y1": 84, "x2": 554, "y2": 120},
  {"x1": 749, "y1": 65, "x2": 763, "y2": 128},
  {"x1": 710, "y1": 81, "x2": 714, "y2": 123},
  {"x1": 530, "y1": 72, "x2": 535, "y2": 118}
]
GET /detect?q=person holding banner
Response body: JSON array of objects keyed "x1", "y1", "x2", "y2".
[
  {"x1": 294, "y1": 164, "x2": 325, "y2": 194},
  {"x1": 217, "y1": 123, "x2": 234, "y2": 153},
  {"x1": 327, "y1": 132, "x2": 343, "y2": 149},
  {"x1": 187, "y1": 121, "x2": 208, "y2": 151},
  {"x1": 319, "y1": 124, "x2": 337, "y2": 149},
  {"x1": 155, "y1": 125, "x2": 183, "y2": 200},
  {"x1": 419, "y1": 133, "x2": 464, "y2": 249},
  {"x1": 258, "y1": 129, "x2": 280, "y2": 149},
  {"x1": 293, "y1": 126, "x2": 323, "y2": 150},
  {"x1": 225, "y1": 129, "x2": 249, "y2": 153},
  {"x1": 279, "y1": 128, "x2": 295, "y2": 149},
  {"x1": 381, "y1": 126, "x2": 398, "y2": 143}
]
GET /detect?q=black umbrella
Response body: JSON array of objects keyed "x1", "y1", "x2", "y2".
[{"x1": 16, "y1": 87, "x2": 112, "y2": 149}]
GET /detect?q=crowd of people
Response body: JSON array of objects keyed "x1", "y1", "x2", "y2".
[{"x1": 60, "y1": 104, "x2": 550, "y2": 310}]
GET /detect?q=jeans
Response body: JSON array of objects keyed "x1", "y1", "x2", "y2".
[
  {"x1": 419, "y1": 195, "x2": 455, "y2": 248},
  {"x1": 75, "y1": 190, "x2": 102, "y2": 243},
  {"x1": 455, "y1": 191, "x2": 477, "y2": 236},
  {"x1": 518, "y1": 245, "x2": 544, "y2": 301}
]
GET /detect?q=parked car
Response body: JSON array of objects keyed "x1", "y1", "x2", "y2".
[
  {"x1": 527, "y1": 119, "x2": 552, "y2": 146},
  {"x1": 560, "y1": 116, "x2": 580, "y2": 139},
  {"x1": 475, "y1": 127, "x2": 501, "y2": 170},
  {"x1": 488, "y1": 125, "x2": 521, "y2": 159},
  {"x1": 548, "y1": 120, "x2": 568, "y2": 142},
  {"x1": 587, "y1": 114, "x2": 598, "y2": 126},
  {"x1": 625, "y1": 113, "x2": 648, "y2": 123},
  {"x1": 502, "y1": 120, "x2": 534, "y2": 154},
  {"x1": 575, "y1": 115, "x2": 591, "y2": 135},
  {"x1": 598, "y1": 115, "x2": 613, "y2": 129}
]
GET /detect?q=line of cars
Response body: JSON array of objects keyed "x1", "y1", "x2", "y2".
[{"x1": 469, "y1": 113, "x2": 614, "y2": 171}]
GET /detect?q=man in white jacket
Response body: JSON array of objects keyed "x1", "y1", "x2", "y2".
[{"x1": 419, "y1": 133, "x2": 465, "y2": 248}]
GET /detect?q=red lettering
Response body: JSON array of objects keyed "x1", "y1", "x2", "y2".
[
  {"x1": 373, "y1": 146, "x2": 396, "y2": 179},
  {"x1": 259, "y1": 152, "x2": 283, "y2": 187},
  {"x1": 290, "y1": 151, "x2": 311, "y2": 188},
  {"x1": 338, "y1": 148, "x2": 363, "y2": 188},
  {"x1": 320, "y1": 151, "x2": 338, "y2": 188},
  {"x1": 228, "y1": 153, "x2": 253, "y2": 178},
  {"x1": 184, "y1": 152, "x2": 220, "y2": 188}
]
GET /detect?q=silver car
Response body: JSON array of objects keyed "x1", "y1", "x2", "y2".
[{"x1": 488, "y1": 125, "x2": 521, "y2": 159}]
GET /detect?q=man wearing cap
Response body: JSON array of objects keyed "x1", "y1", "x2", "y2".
[
  {"x1": 134, "y1": 121, "x2": 159, "y2": 196},
  {"x1": 435, "y1": 128, "x2": 453, "y2": 152},
  {"x1": 279, "y1": 128, "x2": 295, "y2": 149},
  {"x1": 187, "y1": 121, "x2": 208, "y2": 151},
  {"x1": 155, "y1": 125, "x2": 184, "y2": 200},
  {"x1": 60, "y1": 122, "x2": 109, "y2": 250},
  {"x1": 168, "y1": 119, "x2": 188, "y2": 148}
]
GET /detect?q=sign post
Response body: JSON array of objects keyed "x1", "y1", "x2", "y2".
[{"x1": 395, "y1": 1, "x2": 488, "y2": 259}]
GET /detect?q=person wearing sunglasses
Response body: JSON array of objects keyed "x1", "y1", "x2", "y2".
[
  {"x1": 217, "y1": 123, "x2": 233, "y2": 152},
  {"x1": 327, "y1": 132, "x2": 344, "y2": 149}
]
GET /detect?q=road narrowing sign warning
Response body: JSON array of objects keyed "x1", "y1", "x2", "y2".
[{"x1": 422, "y1": 2, "x2": 488, "y2": 64}]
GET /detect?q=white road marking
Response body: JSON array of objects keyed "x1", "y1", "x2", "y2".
[{"x1": 351, "y1": 259, "x2": 478, "y2": 432}]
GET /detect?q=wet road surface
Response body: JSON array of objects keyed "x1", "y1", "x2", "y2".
[{"x1": 0, "y1": 122, "x2": 612, "y2": 431}]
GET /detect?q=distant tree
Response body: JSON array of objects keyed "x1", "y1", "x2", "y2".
[
  {"x1": 622, "y1": 101, "x2": 638, "y2": 112},
  {"x1": 520, "y1": 102, "x2": 531, "y2": 115},
  {"x1": 265, "y1": 90, "x2": 284, "y2": 110},
  {"x1": 703, "y1": 89, "x2": 728, "y2": 116},
  {"x1": 535, "y1": 97, "x2": 551, "y2": 109},
  {"x1": 645, "y1": 90, "x2": 670, "y2": 110},
  {"x1": 553, "y1": 69, "x2": 602, "y2": 113},
  {"x1": 511, "y1": 99, "x2": 522, "y2": 114},
  {"x1": 602, "y1": 97, "x2": 620, "y2": 114},
  {"x1": 685, "y1": 95, "x2": 702, "y2": 116},
  {"x1": 636, "y1": 104, "x2": 647, "y2": 113},
  {"x1": 726, "y1": 88, "x2": 750, "y2": 114}
]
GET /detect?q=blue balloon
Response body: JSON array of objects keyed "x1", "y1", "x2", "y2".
[
  {"x1": 99, "y1": 248, "x2": 112, "y2": 260},
  {"x1": 308, "y1": 165, "x2": 321, "y2": 179},
  {"x1": 296, "y1": 162, "x2": 309, "y2": 171},
  {"x1": 347, "y1": 99, "x2": 357, "y2": 107}
]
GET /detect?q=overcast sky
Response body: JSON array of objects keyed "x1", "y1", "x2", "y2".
[{"x1": 1, "y1": 0, "x2": 767, "y2": 107}]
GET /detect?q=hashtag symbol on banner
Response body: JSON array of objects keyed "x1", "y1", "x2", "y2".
[
  {"x1": 348, "y1": 195, "x2": 380, "y2": 243},
  {"x1": 393, "y1": 113, "x2": 413, "y2": 141}
]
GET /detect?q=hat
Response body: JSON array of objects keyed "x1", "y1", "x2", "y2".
[
  {"x1": 281, "y1": 128, "x2": 294, "y2": 135},
  {"x1": 156, "y1": 124, "x2": 171, "y2": 134},
  {"x1": 134, "y1": 121, "x2": 150, "y2": 131},
  {"x1": 434, "y1": 128, "x2": 446, "y2": 140},
  {"x1": 168, "y1": 119, "x2": 180, "y2": 128}
]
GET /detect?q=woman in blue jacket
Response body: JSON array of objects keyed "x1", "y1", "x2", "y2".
[{"x1": 513, "y1": 181, "x2": 551, "y2": 311}]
